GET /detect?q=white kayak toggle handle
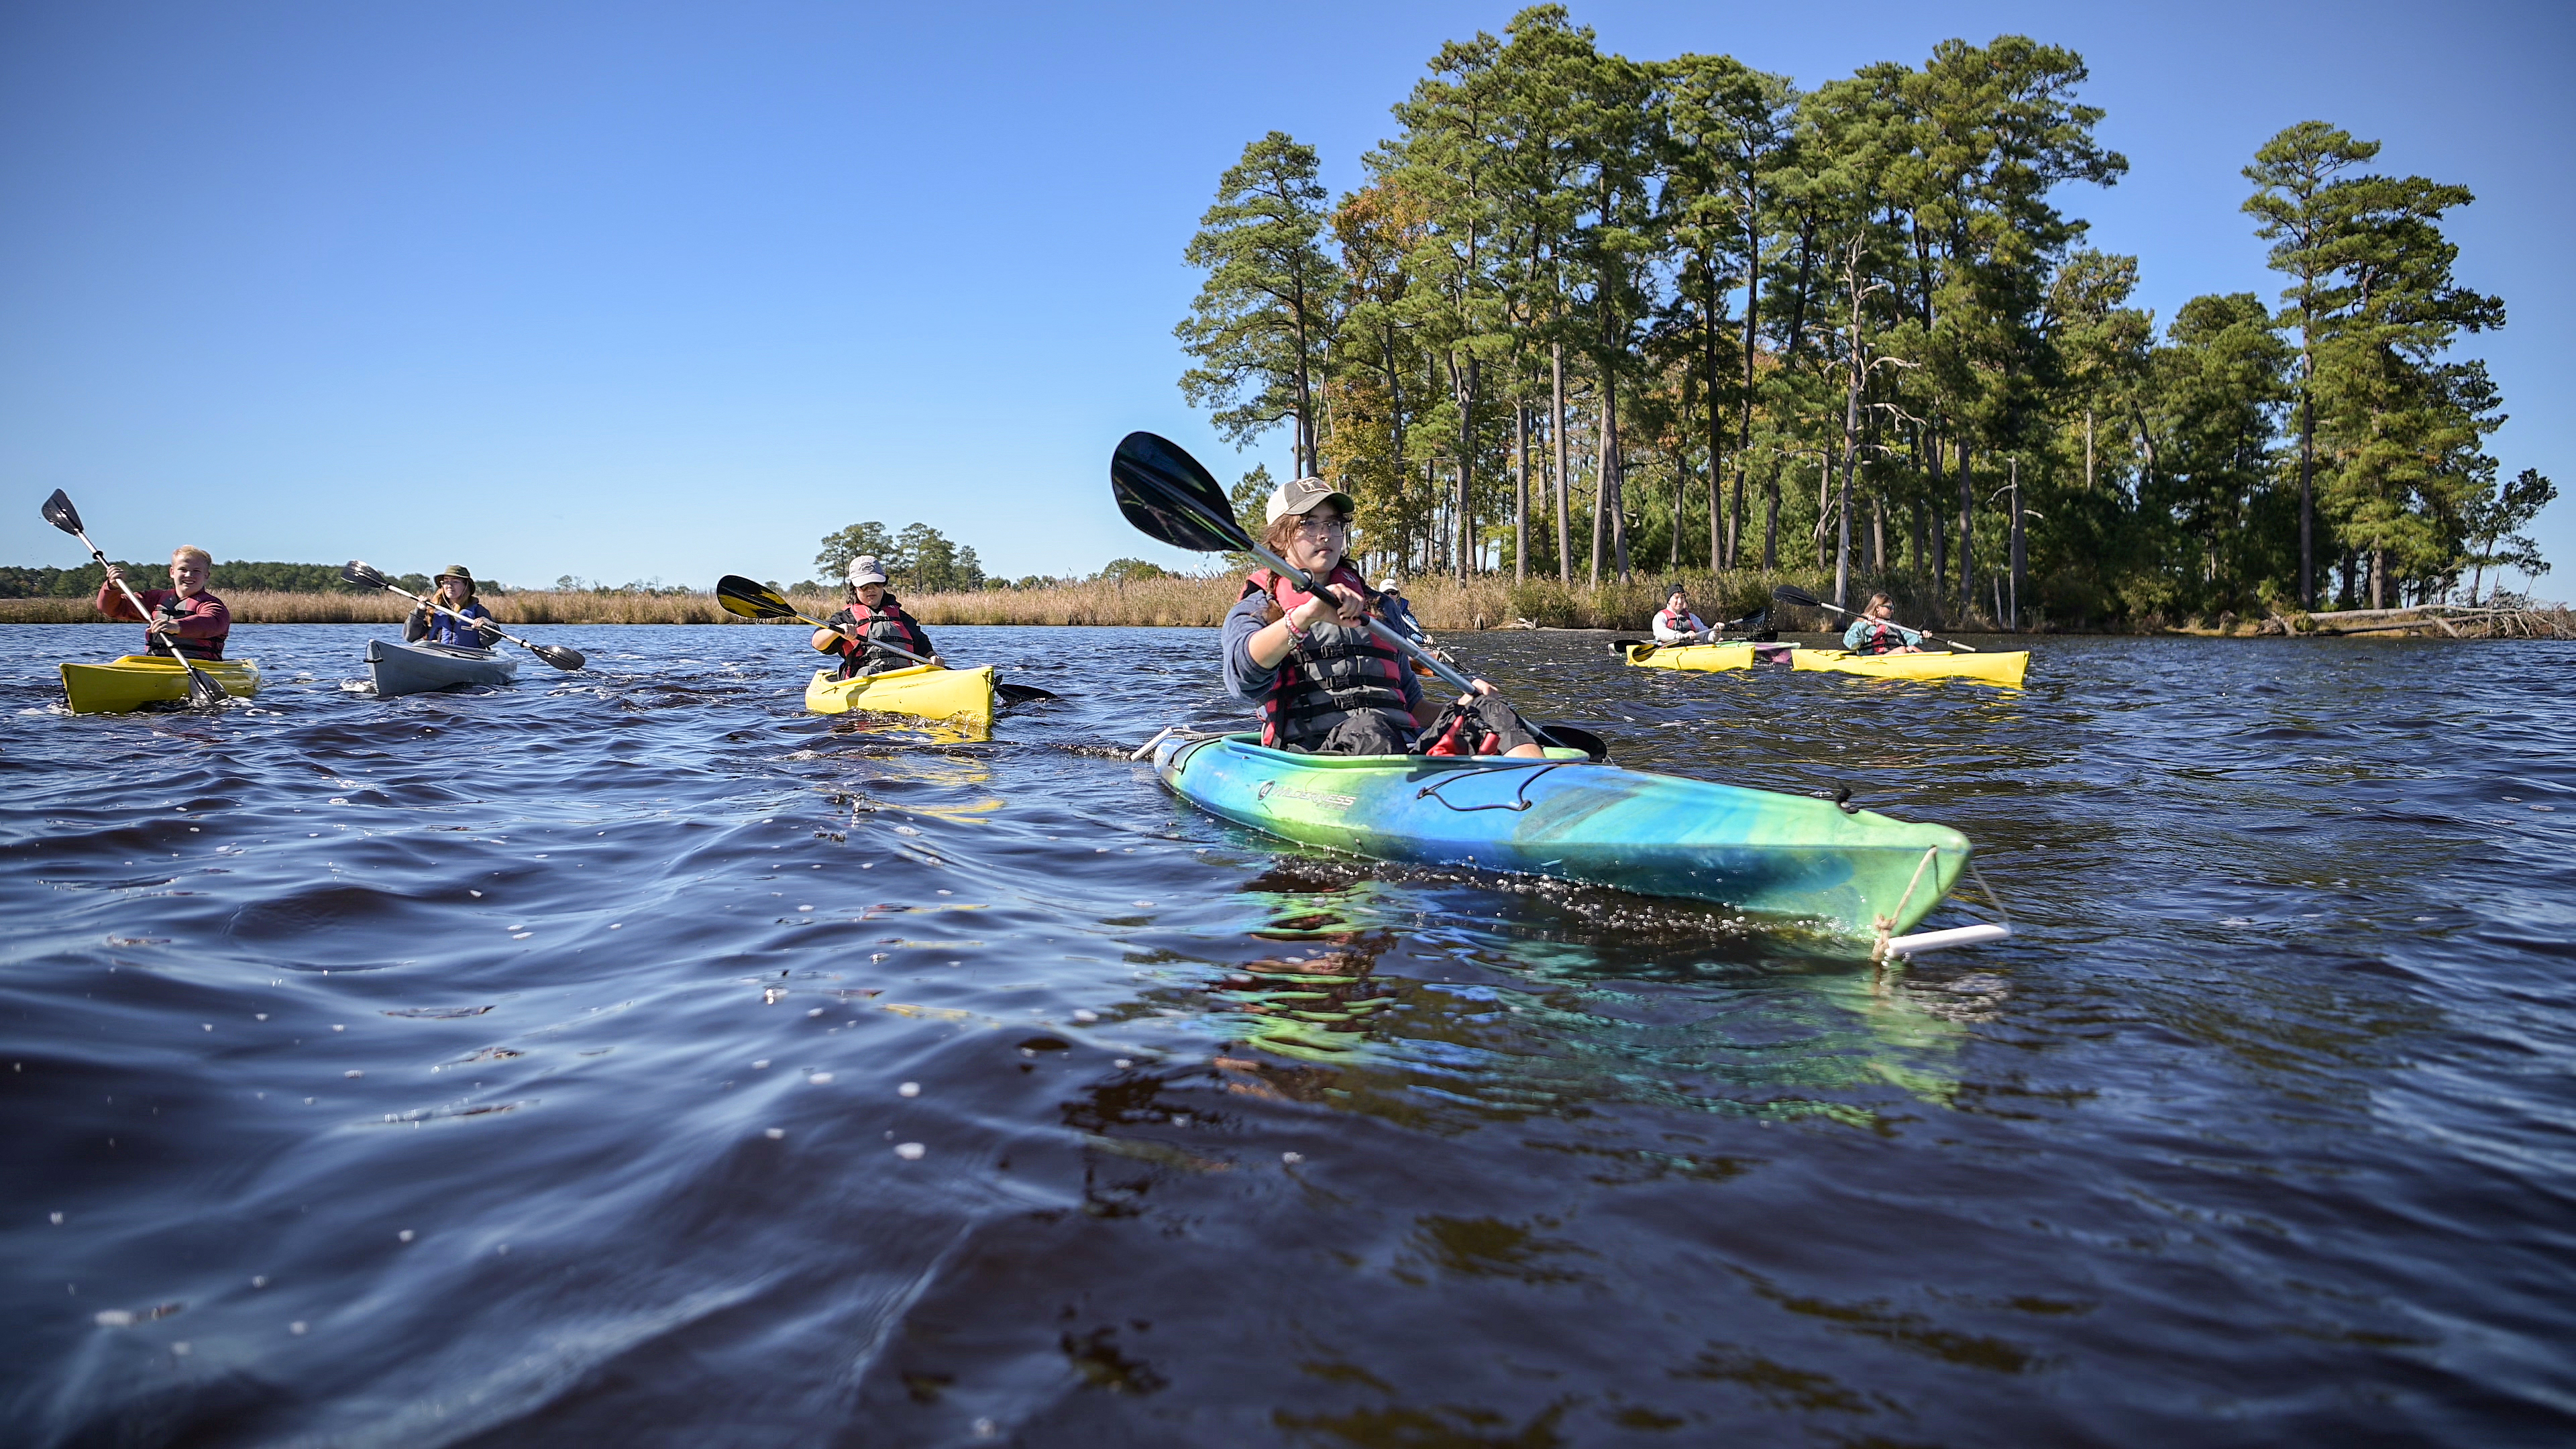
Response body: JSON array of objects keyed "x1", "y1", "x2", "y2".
[{"x1": 1878, "y1": 922, "x2": 2012, "y2": 959}]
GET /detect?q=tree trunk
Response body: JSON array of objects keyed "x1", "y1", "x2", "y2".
[
  {"x1": 1762, "y1": 460, "x2": 1779, "y2": 571},
  {"x1": 2008, "y1": 457, "x2": 2025, "y2": 631},
  {"x1": 1956, "y1": 440, "x2": 1975, "y2": 614},
  {"x1": 1454, "y1": 353, "x2": 1478, "y2": 584},
  {"x1": 1591, "y1": 376, "x2": 1607, "y2": 586},
  {"x1": 1551, "y1": 344, "x2": 1570, "y2": 586},
  {"x1": 1611, "y1": 372, "x2": 1629, "y2": 584},
  {"x1": 1514, "y1": 400, "x2": 1529, "y2": 583},
  {"x1": 1872, "y1": 497, "x2": 1886, "y2": 574},
  {"x1": 2298, "y1": 343, "x2": 2316, "y2": 608}
]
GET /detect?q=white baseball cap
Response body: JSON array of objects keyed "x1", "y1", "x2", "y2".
[{"x1": 845, "y1": 556, "x2": 890, "y2": 586}]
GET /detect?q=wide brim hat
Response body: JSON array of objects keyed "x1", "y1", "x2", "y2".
[
  {"x1": 1265, "y1": 476, "x2": 1358, "y2": 526},
  {"x1": 436, "y1": 565, "x2": 476, "y2": 584}
]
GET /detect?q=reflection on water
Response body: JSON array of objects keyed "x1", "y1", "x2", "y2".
[{"x1": 2, "y1": 623, "x2": 2571, "y2": 1446}]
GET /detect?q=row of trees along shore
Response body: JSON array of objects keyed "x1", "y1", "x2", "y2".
[{"x1": 1176, "y1": 5, "x2": 2557, "y2": 627}]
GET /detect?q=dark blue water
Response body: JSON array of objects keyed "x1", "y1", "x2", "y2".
[{"x1": 5, "y1": 622, "x2": 2571, "y2": 1446}]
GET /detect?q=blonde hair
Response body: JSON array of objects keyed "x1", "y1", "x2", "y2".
[
  {"x1": 171, "y1": 545, "x2": 211, "y2": 568},
  {"x1": 1863, "y1": 592, "x2": 1894, "y2": 612}
]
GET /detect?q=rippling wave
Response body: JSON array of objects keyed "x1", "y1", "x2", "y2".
[{"x1": 4, "y1": 623, "x2": 2571, "y2": 1444}]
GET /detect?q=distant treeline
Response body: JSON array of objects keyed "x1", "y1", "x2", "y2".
[{"x1": 0, "y1": 561, "x2": 467, "y2": 598}]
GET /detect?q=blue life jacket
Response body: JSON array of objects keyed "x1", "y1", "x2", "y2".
[{"x1": 411, "y1": 602, "x2": 496, "y2": 649}]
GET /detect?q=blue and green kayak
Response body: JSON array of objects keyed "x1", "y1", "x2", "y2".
[{"x1": 1150, "y1": 733, "x2": 1972, "y2": 938}]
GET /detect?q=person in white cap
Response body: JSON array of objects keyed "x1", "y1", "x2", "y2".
[
  {"x1": 812, "y1": 555, "x2": 945, "y2": 678},
  {"x1": 1222, "y1": 476, "x2": 1544, "y2": 757},
  {"x1": 1374, "y1": 576, "x2": 1432, "y2": 647}
]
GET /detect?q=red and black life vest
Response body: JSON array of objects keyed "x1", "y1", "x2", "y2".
[
  {"x1": 1847, "y1": 619, "x2": 1901, "y2": 655},
  {"x1": 150, "y1": 591, "x2": 227, "y2": 660},
  {"x1": 1242, "y1": 566, "x2": 1411, "y2": 749},
  {"x1": 822, "y1": 596, "x2": 934, "y2": 678}
]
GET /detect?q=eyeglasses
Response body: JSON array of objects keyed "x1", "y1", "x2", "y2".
[{"x1": 1295, "y1": 515, "x2": 1350, "y2": 533}]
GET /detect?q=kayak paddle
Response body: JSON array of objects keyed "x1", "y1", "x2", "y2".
[
  {"x1": 1108, "y1": 430, "x2": 1602, "y2": 761},
  {"x1": 341, "y1": 561, "x2": 586, "y2": 670},
  {"x1": 1772, "y1": 586, "x2": 1977, "y2": 652},
  {"x1": 41, "y1": 488, "x2": 230, "y2": 708},
  {"x1": 712, "y1": 575, "x2": 1057, "y2": 703}
]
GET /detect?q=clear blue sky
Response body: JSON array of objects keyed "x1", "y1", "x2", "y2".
[{"x1": 3, "y1": 1, "x2": 2568, "y2": 593}]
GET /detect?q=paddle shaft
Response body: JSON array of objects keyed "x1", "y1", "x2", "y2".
[
  {"x1": 1242, "y1": 540, "x2": 1578, "y2": 753},
  {"x1": 374, "y1": 581, "x2": 539, "y2": 651}
]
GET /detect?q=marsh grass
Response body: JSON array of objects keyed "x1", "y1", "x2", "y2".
[{"x1": 0, "y1": 567, "x2": 1891, "y2": 633}]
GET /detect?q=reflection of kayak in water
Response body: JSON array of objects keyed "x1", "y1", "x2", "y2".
[
  {"x1": 1623, "y1": 641, "x2": 2028, "y2": 686},
  {"x1": 1151, "y1": 733, "x2": 1972, "y2": 940}
]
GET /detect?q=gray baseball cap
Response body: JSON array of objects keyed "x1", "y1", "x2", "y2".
[
  {"x1": 845, "y1": 555, "x2": 890, "y2": 586},
  {"x1": 1265, "y1": 476, "x2": 1357, "y2": 525}
]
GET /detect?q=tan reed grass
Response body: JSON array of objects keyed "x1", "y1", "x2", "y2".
[{"x1": 0, "y1": 566, "x2": 1870, "y2": 633}]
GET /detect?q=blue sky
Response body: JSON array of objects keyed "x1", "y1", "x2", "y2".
[{"x1": 2, "y1": 1, "x2": 2568, "y2": 594}]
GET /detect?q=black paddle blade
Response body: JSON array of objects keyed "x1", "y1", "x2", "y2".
[
  {"x1": 996, "y1": 682, "x2": 1058, "y2": 704},
  {"x1": 1110, "y1": 431, "x2": 1252, "y2": 555},
  {"x1": 1771, "y1": 584, "x2": 1823, "y2": 608},
  {"x1": 1608, "y1": 638, "x2": 1650, "y2": 653},
  {"x1": 180, "y1": 663, "x2": 229, "y2": 708},
  {"x1": 40, "y1": 489, "x2": 84, "y2": 536},
  {"x1": 1542, "y1": 723, "x2": 1610, "y2": 761},
  {"x1": 714, "y1": 574, "x2": 802, "y2": 622},
  {"x1": 343, "y1": 559, "x2": 388, "y2": 590},
  {"x1": 529, "y1": 643, "x2": 586, "y2": 671}
]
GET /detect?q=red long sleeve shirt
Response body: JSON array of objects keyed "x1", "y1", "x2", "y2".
[{"x1": 95, "y1": 580, "x2": 231, "y2": 660}]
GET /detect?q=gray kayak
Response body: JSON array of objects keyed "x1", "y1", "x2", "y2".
[{"x1": 366, "y1": 638, "x2": 520, "y2": 698}]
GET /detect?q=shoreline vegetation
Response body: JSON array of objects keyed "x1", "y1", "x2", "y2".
[{"x1": 5, "y1": 576, "x2": 2563, "y2": 638}]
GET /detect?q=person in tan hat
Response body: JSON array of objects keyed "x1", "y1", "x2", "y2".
[
  {"x1": 1222, "y1": 476, "x2": 1542, "y2": 757},
  {"x1": 404, "y1": 565, "x2": 500, "y2": 649}
]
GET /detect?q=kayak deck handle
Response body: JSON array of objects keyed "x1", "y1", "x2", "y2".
[{"x1": 1415, "y1": 764, "x2": 1564, "y2": 814}]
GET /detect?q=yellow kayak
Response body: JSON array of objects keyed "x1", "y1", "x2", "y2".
[
  {"x1": 1624, "y1": 641, "x2": 1772, "y2": 672},
  {"x1": 804, "y1": 663, "x2": 996, "y2": 729},
  {"x1": 60, "y1": 655, "x2": 262, "y2": 714},
  {"x1": 1623, "y1": 641, "x2": 2027, "y2": 686},
  {"x1": 1793, "y1": 648, "x2": 2029, "y2": 686}
]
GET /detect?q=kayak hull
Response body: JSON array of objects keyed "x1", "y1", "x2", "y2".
[
  {"x1": 1626, "y1": 641, "x2": 2029, "y2": 686},
  {"x1": 1154, "y1": 733, "x2": 1969, "y2": 938},
  {"x1": 60, "y1": 655, "x2": 261, "y2": 714},
  {"x1": 805, "y1": 664, "x2": 996, "y2": 729},
  {"x1": 367, "y1": 639, "x2": 520, "y2": 698},
  {"x1": 1793, "y1": 648, "x2": 2029, "y2": 686}
]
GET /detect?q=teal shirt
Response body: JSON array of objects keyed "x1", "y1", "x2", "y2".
[{"x1": 1843, "y1": 617, "x2": 1921, "y2": 653}]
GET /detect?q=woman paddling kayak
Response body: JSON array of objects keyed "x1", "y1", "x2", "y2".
[
  {"x1": 1224, "y1": 476, "x2": 1544, "y2": 758},
  {"x1": 405, "y1": 566, "x2": 502, "y2": 647},
  {"x1": 812, "y1": 555, "x2": 947, "y2": 678},
  {"x1": 95, "y1": 546, "x2": 230, "y2": 659},
  {"x1": 1652, "y1": 584, "x2": 1713, "y2": 645},
  {"x1": 1843, "y1": 593, "x2": 1927, "y2": 655}
]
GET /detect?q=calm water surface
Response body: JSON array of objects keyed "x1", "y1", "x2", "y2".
[{"x1": 3, "y1": 622, "x2": 2571, "y2": 1446}]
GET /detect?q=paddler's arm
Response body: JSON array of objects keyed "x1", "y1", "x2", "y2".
[
  {"x1": 1241, "y1": 586, "x2": 1360, "y2": 672},
  {"x1": 93, "y1": 570, "x2": 148, "y2": 623}
]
